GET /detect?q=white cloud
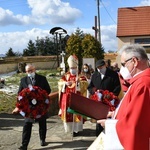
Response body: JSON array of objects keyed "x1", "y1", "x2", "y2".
[
  {"x1": 101, "y1": 25, "x2": 118, "y2": 52},
  {"x1": 0, "y1": 24, "x2": 117, "y2": 54},
  {"x1": 0, "y1": 0, "x2": 82, "y2": 26},
  {"x1": 0, "y1": 0, "x2": 134, "y2": 54},
  {"x1": 28, "y1": 0, "x2": 82, "y2": 25},
  {"x1": 0, "y1": 29, "x2": 50, "y2": 54},
  {"x1": 139, "y1": 0, "x2": 150, "y2": 6},
  {"x1": 0, "y1": 8, "x2": 24, "y2": 25}
]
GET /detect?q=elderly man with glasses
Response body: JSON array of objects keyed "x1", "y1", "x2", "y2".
[{"x1": 97, "y1": 44, "x2": 150, "y2": 150}]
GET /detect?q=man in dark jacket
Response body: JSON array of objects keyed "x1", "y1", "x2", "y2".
[
  {"x1": 13, "y1": 64, "x2": 51, "y2": 150},
  {"x1": 87, "y1": 59, "x2": 121, "y2": 136}
]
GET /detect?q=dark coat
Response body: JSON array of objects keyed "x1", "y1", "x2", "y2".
[
  {"x1": 88, "y1": 68, "x2": 121, "y2": 96},
  {"x1": 18, "y1": 73, "x2": 51, "y2": 94}
]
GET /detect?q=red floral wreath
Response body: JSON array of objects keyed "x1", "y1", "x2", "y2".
[
  {"x1": 91, "y1": 90, "x2": 120, "y2": 111},
  {"x1": 16, "y1": 86, "x2": 50, "y2": 119}
]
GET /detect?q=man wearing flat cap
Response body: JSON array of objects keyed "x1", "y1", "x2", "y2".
[
  {"x1": 96, "y1": 59, "x2": 105, "y2": 68},
  {"x1": 87, "y1": 59, "x2": 121, "y2": 136}
]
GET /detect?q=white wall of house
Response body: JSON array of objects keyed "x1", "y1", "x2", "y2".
[
  {"x1": 116, "y1": 36, "x2": 150, "y2": 67},
  {"x1": 118, "y1": 36, "x2": 150, "y2": 52}
]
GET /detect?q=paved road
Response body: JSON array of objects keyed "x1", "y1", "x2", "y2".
[{"x1": 0, "y1": 113, "x2": 96, "y2": 150}]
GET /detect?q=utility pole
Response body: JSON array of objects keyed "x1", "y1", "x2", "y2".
[{"x1": 97, "y1": 0, "x2": 101, "y2": 43}]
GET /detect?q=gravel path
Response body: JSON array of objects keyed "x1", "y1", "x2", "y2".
[{"x1": 0, "y1": 114, "x2": 96, "y2": 150}]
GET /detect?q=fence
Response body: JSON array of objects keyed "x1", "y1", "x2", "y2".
[{"x1": 0, "y1": 56, "x2": 58, "y2": 74}]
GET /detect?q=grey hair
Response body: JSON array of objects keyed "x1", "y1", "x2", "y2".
[
  {"x1": 118, "y1": 44, "x2": 148, "y2": 60},
  {"x1": 25, "y1": 64, "x2": 35, "y2": 70}
]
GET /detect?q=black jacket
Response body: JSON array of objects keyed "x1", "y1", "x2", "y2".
[
  {"x1": 18, "y1": 73, "x2": 51, "y2": 94},
  {"x1": 88, "y1": 68, "x2": 121, "y2": 96}
]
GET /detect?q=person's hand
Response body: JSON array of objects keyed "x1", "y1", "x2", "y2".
[
  {"x1": 97, "y1": 119, "x2": 106, "y2": 128},
  {"x1": 12, "y1": 107, "x2": 19, "y2": 114},
  {"x1": 107, "y1": 111, "x2": 114, "y2": 118},
  {"x1": 66, "y1": 81, "x2": 72, "y2": 86}
]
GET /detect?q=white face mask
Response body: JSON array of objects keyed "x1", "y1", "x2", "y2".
[
  {"x1": 28, "y1": 72, "x2": 35, "y2": 78},
  {"x1": 83, "y1": 68, "x2": 88, "y2": 72},
  {"x1": 97, "y1": 67, "x2": 106, "y2": 75},
  {"x1": 70, "y1": 69, "x2": 77, "y2": 75},
  {"x1": 120, "y1": 66, "x2": 135, "y2": 80}
]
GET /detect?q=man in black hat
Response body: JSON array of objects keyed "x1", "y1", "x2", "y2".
[{"x1": 87, "y1": 59, "x2": 121, "y2": 136}]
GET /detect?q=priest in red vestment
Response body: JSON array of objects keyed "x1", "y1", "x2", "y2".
[
  {"x1": 58, "y1": 55, "x2": 88, "y2": 135},
  {"x1": 97, "y1": 44, "x2": 150, "y2": 150}
]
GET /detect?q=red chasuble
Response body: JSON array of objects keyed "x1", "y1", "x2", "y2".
[
  {"x1": 59, "y1": 73, "x2": 77, "y2": 122},
  {"x1": 59, "y1": 72, "x2": 87, "y2": 122},
  {"x1": 116, "y1": 68, "x2": 150, "y2": 150}
]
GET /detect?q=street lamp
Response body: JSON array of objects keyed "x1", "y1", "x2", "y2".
[{"x1": 49, "y1": 27, "x2": 67, "y2": 67}]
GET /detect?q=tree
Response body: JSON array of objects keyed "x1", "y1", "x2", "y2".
[
  {"x1": 5, "y1": 47, "x2": 16, "y2": 57},
  {"x1": 32, "y1": 36, "x2": 57, "y2": 56},
  {"x1": 24, "y1": 40, "x2": 36, "y2": 56},
  {"x1": 65, "y1": 28, "x2": 85, "y2": 70},
  {"x1": 35, "y1": 37, "x2": 41, "y2": 55},
  {"x1": 15, "y1": 51, "x2": 22, "y2": 57},
  {"x1": 66, "y1": 28, "x2": 104, "y2": 70},
  {"x1": 66, "y1": 33, "x2": 83, "y2": 69},
  {"x1": 22, "y1": 48, "x2": 29, "y2": 56},
  {"x1": 74, "y1": 27, "x2": 85, "y2": 39},
  {"x1": 82, "y1": 34, "x2": 104, "y2": 61},
  {"x1": 42, "y1": 36, "x2": 57, "y2": 55},
  {"x1": 44, "y1": 36, "x2": 54, "y2": 55},
  {"x1": 23, "y1": 37, "x2": 57, "y2": 56}
]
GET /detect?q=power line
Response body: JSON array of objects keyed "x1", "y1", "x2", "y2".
[{"x1": 101, "y1": 1, "x2": 117, "y2": 24}]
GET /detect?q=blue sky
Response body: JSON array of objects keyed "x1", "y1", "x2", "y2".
[{"x1": 0, "y1": 0, "x2": 150, "y2": 55}]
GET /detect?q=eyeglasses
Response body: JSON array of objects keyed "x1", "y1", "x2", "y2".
[{"x1": 121, "y1": 58, "x2": 133, "y2": 67}]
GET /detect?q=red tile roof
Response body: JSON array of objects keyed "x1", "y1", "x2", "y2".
[{"x1": 117, "y1": 6, "x2": 150, "y2": 37}]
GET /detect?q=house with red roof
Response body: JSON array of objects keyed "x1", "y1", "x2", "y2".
[{"x1": 117, "y1": 6, "x2": 150, "y2": 54}]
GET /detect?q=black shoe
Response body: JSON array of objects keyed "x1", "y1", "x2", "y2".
[
  {"x1": 40, "y1": 140, "x2": 46, "y2": 146},
  {"x1": 18, "y1": 146, "x2": 27, "y2": 150},
  {"x1": 73, "y1": 132, "x2": 79, "y2": 137}
]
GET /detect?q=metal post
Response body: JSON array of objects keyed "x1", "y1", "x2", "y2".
[
  {"x1": 59, "y1": 33, "x2": 62, "y2": 52},
  {"x1": 55, "y1": 33, "x2": 59, "y2": 67},
  {"x1": 97, "y1": 0, "x2": 101, "y2": 43}
]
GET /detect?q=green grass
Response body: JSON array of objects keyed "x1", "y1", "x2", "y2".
[{"x1": 0, "y1": 69, "x2": 60, "y2": 113}]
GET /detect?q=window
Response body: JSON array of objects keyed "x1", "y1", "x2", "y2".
[
  {"x1": 135, "y1": 38, "x2": 150, "y2": 44},
  {"x1": 143, "y1": 46, "x2": 150, "y2": 53}
]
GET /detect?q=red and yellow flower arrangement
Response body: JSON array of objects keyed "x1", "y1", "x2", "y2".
[
  {"x1": 91, "y1": 90, "x2": 120, "y2": 111},
  {"x1": 16, "y1": 86, "x2": 50, "y2": 119}
]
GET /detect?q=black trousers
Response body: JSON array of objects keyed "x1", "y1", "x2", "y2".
[
  {"x1": 22, "y1": 118, "x2": 47, "y2": 147},
  {"x1": 96, "y1": 123, "x2": 104, "y2": 137}
]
